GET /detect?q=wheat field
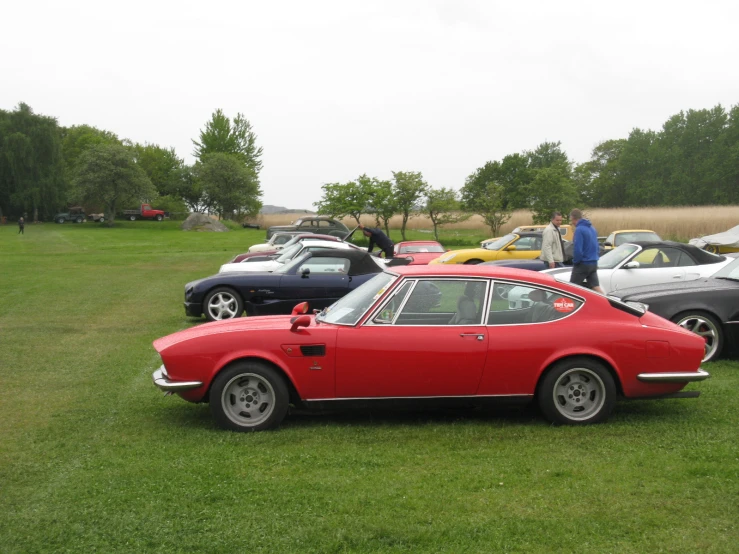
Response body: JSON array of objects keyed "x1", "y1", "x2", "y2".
[{"x1": 257, "y1": 206, "x2": 739, "y2": 241}]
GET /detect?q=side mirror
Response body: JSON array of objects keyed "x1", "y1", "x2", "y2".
[
  {"x1": 504, "y1": 245, "x2": 517, "y2": 251},
  {"x1": 291, "y1": 302, "x2": 309, "y2": 315},
  {"x1": 290, "y1": 314, "x2": 311, "y2": 332},
  {"x1": 623, "y1": 261, "x2": 640, "y2": 269},
  {"x1": 301, "y1": 267, "x2": 311, "y2": 278},
  {"x1": 604, "y1": 242, "x2": 612, "y2": 247}
]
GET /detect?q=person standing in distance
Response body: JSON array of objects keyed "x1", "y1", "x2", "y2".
[
  {"x1": 358, "y1": 224, "x2": 394, "y2": 258},
  {"x1": 569, "y1": 209, "x2": 603, "y2": 293},
  {"x1": 539, "y1": 211, "x2": 565, "y2": 269},
  {"x1": 18, "y1": 216, "x2": 25, "y2": 235}
]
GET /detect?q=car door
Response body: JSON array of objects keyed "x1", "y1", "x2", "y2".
[
  {"x1": 610, "y1": 247, "x2": 687, "y2": 292},
  {"x1": 495, "y1": 235, "x2": 543, "y2": 261},
  {"x1": 335, "y1": 279, "x2": 490, "y2": 398},
  {"x1": 278, "y1": 257, "x2": 350, "y2": 311}
]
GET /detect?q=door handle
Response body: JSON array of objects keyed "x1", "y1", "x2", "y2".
[
  {"x1": 672, "y1": 274, "x2": 682, "y2": 279},
  {"x1": 459, "y1": 333, "x2": 485, "y2": 341}
]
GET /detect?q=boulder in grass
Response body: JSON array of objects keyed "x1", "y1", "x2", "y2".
[{"x1": 181, "y1": 213, "x2": 230, "y2": 232}]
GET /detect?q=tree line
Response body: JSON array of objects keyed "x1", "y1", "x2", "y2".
[
  {"x1": 316, "y1": 102, "x2": 739, "y2": 236},
  {"x1": 0, "y1": 104, "x2": 263, "y2": 225}
]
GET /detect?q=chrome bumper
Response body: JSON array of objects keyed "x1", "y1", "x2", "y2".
[
  {"x1": 152, "y1": 365, "x2": 203, "y2": 392},
  {"x1": 637, "y1": 369, "x2": 710, "y2": 383}
]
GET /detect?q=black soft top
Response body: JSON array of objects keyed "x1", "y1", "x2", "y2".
[
  {"x1": 629, "y1": 241, "x2": 726, "y2": 265},
  {"x1": 302, "y1": 248, "x2": 382, "y2": 276}
]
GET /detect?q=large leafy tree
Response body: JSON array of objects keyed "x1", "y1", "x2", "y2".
[
  {"x1": 475, "y1": 182, "x2": 512, "y2": 237},
  {"x1": 528, "y1": 167, "x2": 579, "y2": 223},
  {"x1": 365, "y1": 177, "x2": 396, "y2": 235},
  {"x1": 314, "y1": 177, "x2": 371, "y2": 224},
  {"x1": 196, "y1": 153, "x2": 262, "y2": 220},
  {"x1": 424, "y1": 187, "x2": 469, "y2": 240},
  {"x1": 392, "y1": 171, "x2": 427, "y2": 240},
  {"x1": 192, "y1": 109, "x2": 263, "y2": 173},
  {"x1": 0, "y1": 103, "x2": 66, "y2": 222},
  {"x1": 73, "y1": 143, "x2": 155, "y2": 225},
  {"x1": 131, "y1": 143, "x2": 184, "y2": 198}
]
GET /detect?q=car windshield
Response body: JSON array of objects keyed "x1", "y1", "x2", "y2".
[
  {"x1": 400, "y1": 244, "x2": 445, "y2": 253},
  {"x1": 712, "y1": 256, "x2": 739, "y2": 280},
  {"x1": 276, "y1": 243, "x2": 302, "y2": 263},
  {"x1": 615, "y1": 232, "x2": 661, "y2": 245},
  {"x1": 483, "y1": 234, "x2": 515, "y2": 251},
  {"x1": 598, "y1": 244, "x2": 639, "y2": 269},
  {"x1": 317, "y1": 272, "x2": 397, "y2": 325},
  {"x1": 274, "y1": 253, "x2": 311, "y2": 274}
]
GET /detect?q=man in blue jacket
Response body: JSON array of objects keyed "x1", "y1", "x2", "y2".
[{"x1": 569, "y1": 209, "x2": 603, "y2": 293}]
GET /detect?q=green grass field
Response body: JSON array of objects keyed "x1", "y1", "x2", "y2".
[{"x1": 1, "y1": 221, "x2": 738, "y2": 553}]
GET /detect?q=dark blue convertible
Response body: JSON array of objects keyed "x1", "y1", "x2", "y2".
[{"x1": 184, "y1": 249, "x2": 409, "y2": 321}]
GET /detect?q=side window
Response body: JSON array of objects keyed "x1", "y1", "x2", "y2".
[
  {"x1": 372, "y1": 281, "x2": 413, "y2": 324},
  {"x1": 298, "y1": 257, "x2": 350, "y2": 274},
  {"x1": 514, "y1": 237, "x2": 542, "y2": 251},
  {"x1": 634, "y1": 247, "x2": 684, "y2": 268},
  {"x1": 395, "y1": 279, "x2": 487, "y2": 325},
  {"x1": 675, "y1": 251, "x2": 696, "y2": 267},
  {"x1": 488, "y1": 283, "x2": 581, "y2": 325},
  {"x1": 606, "y1": 233, "x2": 615, "y2": 245}
]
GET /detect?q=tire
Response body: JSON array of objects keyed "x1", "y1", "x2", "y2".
[
  {"x1": 538, "y1": 357, "x2": 616, "y2": 425},
  {"x1": 464, "y1": 259, "x2": 483, "y2": 265},
  {"x1": 155, "y1": 214, "x2": 163, "y2": 221},
  {"x1": 672, "y1": 311, "x2": 723, "y2": 363},
  {"x1": 209, "y1": 361, "x2": 289, "y2": 432},
  {"x1": 705, "y1": 245, "x2": 719, "y2": 254},
  {"x1": 76, "y1": 217, "x2": 83, "y2": 223},
  {"x1": 57, "y1": 217, "x2": 65, "y2": 224},
  {"x1": 203, "y1": 287, "x2": 244, "y2": 321},
  {"x1": 99, "y1": 217, "x2": 105, "y2": 223},
  {"x1": 129, "y1": 215, "x2": 136, "y2": 221}
]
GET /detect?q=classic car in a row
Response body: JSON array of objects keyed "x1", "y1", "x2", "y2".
[
  {"x1": 611, "y1": 253, "x2": 739, "y2": 362},
  {"x1": 219, "y1": 239, "x2": 361, "y2": 274},
  {"x1": 156, "y1": 265, "x2": 708, "y2": 432},
  {"x1": 431, "y1": 232, "x2": 546, "y2": 265},
  {"x1": 542, "y1": 241, "x2": 731, "y2": 294},
  {"x1": 185, "y1": 249, "x2": 408, "y2": 321},
  {"x1": 393, "y1": 241, "x2": 447, "y2": 264},
  {"x1": 689, "y1": 224, "x2": 739, "y2": 254},
  {"x1": 266, "y1": 216, "x2": 350, "y2": 239},
  {"x1": 602, "y1": 229, "x2": 661, "y2": 251},
  {"x1": 229, "y1": 234, "x2": 343, "y2": 263}
]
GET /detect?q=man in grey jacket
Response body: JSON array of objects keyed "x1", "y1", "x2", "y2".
[{"x1": 539, "y1": 211, "x2": 565, "y2": 268}]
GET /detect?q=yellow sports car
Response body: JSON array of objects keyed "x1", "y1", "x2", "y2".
[
  {"x1": 602, "y1": 229, "x2": 661, "y2": 251},
  {"x1": 480, "y1": 224, "x2": 573, "y2": 246},
  {"x1": 431, "y1": 232, "x2": 543, "y2": 265}
]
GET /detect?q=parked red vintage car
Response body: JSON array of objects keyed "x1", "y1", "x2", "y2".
[
  {"x1": 393, "y1": 240, "x2": 448, "y2": 265},
  {"x1": 152, "y1": 265, "x2": 709, "y2": 432}
]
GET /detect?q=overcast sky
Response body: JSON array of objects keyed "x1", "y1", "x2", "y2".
[{"x1": 2, "y1": 0, "x2": 738, "y2": 208}]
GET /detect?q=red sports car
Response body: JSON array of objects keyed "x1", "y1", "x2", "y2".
[
  {"x1": 393, "y1": 241, "x2": 448, "y2": 265},
  {"x1": 152, "y1": 265, "x2": 709, "y2": 432}
]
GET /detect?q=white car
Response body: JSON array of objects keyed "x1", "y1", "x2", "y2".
[
  {"x1": 220, "y1": 240, "x2": 361, "y2": 273},
  {"x1": 505, "y1": 242, "x2": 732, "y2": 309},
  {"x1": 247, "y1": 232, "x2": 304, "y2": 253}
]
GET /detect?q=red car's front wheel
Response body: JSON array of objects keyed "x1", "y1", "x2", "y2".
[{"x1": 210, "y1": 362, "x2": 289, "y2": 432}]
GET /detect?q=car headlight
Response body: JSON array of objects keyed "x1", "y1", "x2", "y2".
[{"x1": 439, "y1": 253, "x2": 456, "y2": 263}]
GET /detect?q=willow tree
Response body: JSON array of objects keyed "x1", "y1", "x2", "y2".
[{"x1": 0, "y1": 103, "x2": 65, "y2": 221}]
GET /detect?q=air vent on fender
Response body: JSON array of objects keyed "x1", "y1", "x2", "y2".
[{"x1": 300, "y1": 345, "x2": 326, "y2": 357}]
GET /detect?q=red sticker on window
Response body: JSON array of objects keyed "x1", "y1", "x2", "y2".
[{"x1": 553, "y1": 297, "x2": 576, "y2": 313}]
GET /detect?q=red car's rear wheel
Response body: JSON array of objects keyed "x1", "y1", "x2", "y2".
[{"x1": 538, "y1": 358, "x2": 616, "y2": 425}]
